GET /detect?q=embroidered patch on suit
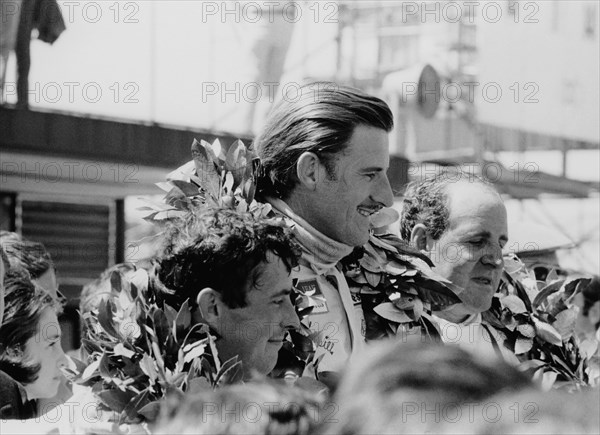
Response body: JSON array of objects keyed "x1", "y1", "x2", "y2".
[{"x1": 295, "y1": 279, "x2": 329, "y2": 314}]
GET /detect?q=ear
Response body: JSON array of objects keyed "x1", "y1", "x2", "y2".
[
  {"x1": 410, "y1": 224, "x2": 433, "y2": 252},
  {"x1": 296, "y1": 152, "x2": 322, "y2": 190},
  {"x1": 196, "y1": 288, "x2": 222, "y2": 327}
]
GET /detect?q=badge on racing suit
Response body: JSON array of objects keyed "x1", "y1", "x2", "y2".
[{"x1": 295, "y1": 278, "x2": 329, "y2": 314}]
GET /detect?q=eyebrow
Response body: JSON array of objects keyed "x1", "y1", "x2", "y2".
[
  {"x1": 466, "y1": 231, "x2": 508, "y2": 242},
  {"x1": 271, "y1": 289, "x2": 292, "y2": 298},
  {"x1": 360, "y1": 167, "x2": 386, "y2": 173},
  {"x1": 45, "y1": 333, "x2": 62, "y2": 341}
]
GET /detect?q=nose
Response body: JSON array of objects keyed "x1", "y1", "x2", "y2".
[
  {"x1": 56, "y1": 347, "x2": 69, "y2": 371},
  {"x1": 281, "y1": 298, "x2": 301, "y2": 331},
  {"x1": 373, "y1": 173, "x2": 394, "y2": 208},
  {"x1": 481, "y1": 245, "x2": 504, "y2": 268}
]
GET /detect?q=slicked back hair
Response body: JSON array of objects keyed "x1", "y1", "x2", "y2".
[{"x1": 255, "y1": 82, "x2": 393, "y2": 200}]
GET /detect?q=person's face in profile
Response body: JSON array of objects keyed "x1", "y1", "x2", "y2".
[
  {"x1": 428, "y1": 183, "x2": 508, "y2": 316},
  {"x1": 210, "y1": 253, "x2": 300, "y2": 378},
  {"x1": 23, "y1": 307, "x2": 68, "y2": 400},
  {"x1": 306, "y1": 125, "x2": 394, "y2": 247}
]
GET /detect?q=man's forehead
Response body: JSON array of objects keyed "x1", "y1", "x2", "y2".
[
  {"x1": 341, "y1": 131, "x2": 391, "y2": 169},
  {"x1": 445, "y1": 181, "x2": 503, "y2": 208},
  {"x1": 36, "y1": 311, "x2": 61, "y2": 339},
  {"x1": 248, "y1": 258, "x2": 292, "y2": 293},
  {"x1": 443, "y1": 182, "x2": 506, "y2": 228}
]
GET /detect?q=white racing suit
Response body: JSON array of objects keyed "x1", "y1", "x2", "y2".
[{"x1": 269, "y1": 198, "x2": 366, "y2": 379}]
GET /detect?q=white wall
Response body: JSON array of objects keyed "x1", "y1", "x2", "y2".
[
  {"x1": 476, "y1": 0, "x2": 599, "y2": 143},
  {"x1": 3, "y1": 1, "x2": 339, "y2": 135}
]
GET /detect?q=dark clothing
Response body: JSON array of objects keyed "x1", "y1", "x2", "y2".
[
  {"x1": 0, "y1": 370, "x2": 36, "y2": 420},
  {"x1": 34, "y1": 0, "x2": 66, "y2": 44},
  {"x1": 15, "y1": 0, "x2": 66, "y2": 107}
]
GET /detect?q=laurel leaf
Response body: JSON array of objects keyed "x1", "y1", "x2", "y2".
[
  {"x1": 515, "y1": 337, "x2": 534, "y2": 355},
  {"x1": 533, "y1": 317, "x2": 563, "y2": 346},
  {"x1": 374, "y1": 302, "x2": 414, "y2": 323},
  {"x1": 501, "y1": 295, "x2": 527, "y2": 314}
]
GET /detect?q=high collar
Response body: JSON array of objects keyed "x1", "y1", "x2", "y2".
[{"x1": 268, "y1": 197, "x2": 354, "y2": 270}]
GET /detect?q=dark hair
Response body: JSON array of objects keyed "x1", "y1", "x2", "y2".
[
  {"x1": 153, "y1": 208, "x2": 301, "y2": 310},
  {"x1": 0, "y1": 231, "x2": 53, "y2": 280},
  {"x1": 0, "y1": 269, "x2": 57, "y2": 385},
  {"x1": 155, "y1": 380, "x2": 322, "y2": 435},
  {"x1": 400, "y1": 173, "x2": 498, "y2": 241},
  {"x1": 255, "y1": 82, "x2": 393, "y2": 199},
  {"x1": 317, "y1": 341, "x2": 533, "y2": 435}
]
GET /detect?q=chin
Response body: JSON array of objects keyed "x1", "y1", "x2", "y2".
[
  {"x1": 471, "y1": 301, "x2": 493, "y2": 314},
  {"x1": 344, "y1": 233, "x2": 370, "y2": 248},
  {"x1": 27, "y1": 388, "x2": 55, "y2": 400}
]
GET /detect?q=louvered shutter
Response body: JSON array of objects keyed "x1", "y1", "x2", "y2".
[{"x1": 21, "y1": 200, "x2": 112, "y2": 351}]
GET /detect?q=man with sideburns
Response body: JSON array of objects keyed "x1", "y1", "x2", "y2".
[{"x1": 255, "y1": 82, "x2": 395, "y2": 383}]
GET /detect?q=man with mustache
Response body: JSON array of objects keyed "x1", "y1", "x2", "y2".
[
  {"x1": 400, "y1": 174, "x2": 516, "y2": 360},
  {"x1": 255, "y1": 82, "x2": 395, "y2": 381}
]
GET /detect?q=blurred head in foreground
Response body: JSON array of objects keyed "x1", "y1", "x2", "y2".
[
  {"x1": 461, "y1": 389, "x2": 600, "y2": 434},
  {"x1": 154, "y1": 380, "x2": 322, "y2": 435},
  {"x1": 316, "y1": 341, "x2": 533, "y2": 434}
]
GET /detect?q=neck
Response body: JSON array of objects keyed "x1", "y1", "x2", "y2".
[
  {"x1": 214, "y1": 342, "x2": 254, "y2": 382},
  {"x1": 22, "y1": 384, "x2": 36, "y2": 403},
  {"x1": 268, "y1": 197, "x2": 353, "y2": 266},
  {"x1": 284, "y1": 192, "x2": 324, "y2": 235}
]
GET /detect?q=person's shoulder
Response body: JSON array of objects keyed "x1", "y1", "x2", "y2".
[
  {"x1": 0, "y1": 370, "x2": 27, "y2": 419},
  {"x1": 0, "y1": 369, "x2": 20, "y2": 394}
]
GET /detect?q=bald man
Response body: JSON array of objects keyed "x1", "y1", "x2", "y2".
[{"x1": 400, "y1": 174, "x2": 516, "y2": 361}]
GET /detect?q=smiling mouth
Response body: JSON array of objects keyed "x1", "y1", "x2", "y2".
[
  {"x1": 357, "y1": 206, "x2": 382, "y2": 217},
  {"x1": 268, "y1": 337, "x2": 286, "y2": 344}
]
